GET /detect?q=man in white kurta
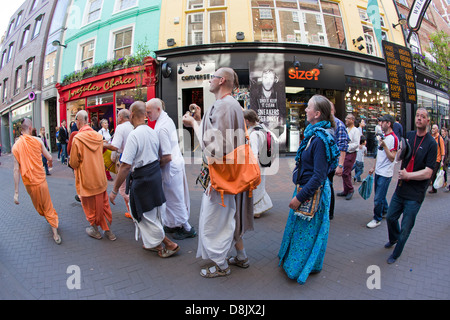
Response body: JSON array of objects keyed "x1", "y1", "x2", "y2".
[
  {"x1": 146, "y1": 98, "x2": 195, "y2": 240},
  {"x1": 109, "y1": 101, "x2": 179, "y2": 258}
]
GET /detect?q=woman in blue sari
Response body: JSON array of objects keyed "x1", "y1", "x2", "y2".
[{"x1": 278, "y1": 95, "x2": 340, "y2": 284}]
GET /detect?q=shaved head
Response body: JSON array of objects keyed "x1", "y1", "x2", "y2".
[{"x1": 21, "y1": 118, "x2": 33, "y2": 134}]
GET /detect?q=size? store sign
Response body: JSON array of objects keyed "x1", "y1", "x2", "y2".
[{"x1": 382, "y1": 40, "x2": 417, "y2": 104}]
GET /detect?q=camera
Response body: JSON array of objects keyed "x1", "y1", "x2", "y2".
[{"x1": 376, "y1": 133, "x2": 385, "y2": 150}]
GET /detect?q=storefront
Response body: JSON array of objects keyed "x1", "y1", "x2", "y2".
[
  {"x1": 156, "y1": 43, "x2": 401, "y2": 155},
  {"x1": 56, "y1": 57, "x2": 157, "y2": 131}
]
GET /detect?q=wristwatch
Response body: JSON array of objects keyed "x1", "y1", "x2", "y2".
[
  {"x1": 111, "y1": 190, "x2": 118, "y2": 195},
  {"x1": 338, "y1": 164, "x2": 344, "y2": 168}
]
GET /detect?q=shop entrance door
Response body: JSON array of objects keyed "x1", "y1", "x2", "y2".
[
  {"x1": 47, "y1": 98, "x2": 58, "y2": 152},
  {"x1": 182, "y1": 88, "x2": 204, "y2": 153},
  {"x1": 87, "y1": 103, "x2": 114, "y2": 133}
]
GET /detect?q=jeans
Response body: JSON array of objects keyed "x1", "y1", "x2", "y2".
[
  {"x1": 386, "y1": 193, "x2": 422, "y2": 259},
  {"x1": 42, "y1": 156, "x2": 50, "y2": 174},
  {"x1": 353, "y1": 160, "x2": 364, "y2": 182},
  {"x1": 57, "y1": 142, "x2": 62, "y2": 159},
  {"x1": 373, "y1": 174, "x2": 392, "y2": 221},
  {"x1": 61, "y1": 143, "x2": 68, "y2": 164}
]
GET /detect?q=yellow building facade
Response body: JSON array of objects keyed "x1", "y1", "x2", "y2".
[{"x1": 156, "y1": 0, "x2": 412, "y2": 154}]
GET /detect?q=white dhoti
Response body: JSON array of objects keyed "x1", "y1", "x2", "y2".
[
  {"x1": 161, "y1": 167, "x2": 190, "y2": 228},
  {"x1": 252, "y1": 171, "x2": 273, "y2": 215},
  {"x1": 131, "y1": 203, "x2": 166, "y2": 249},
  {"x1": 196, "y1": 190, "x2": 236, "y2": 266}
]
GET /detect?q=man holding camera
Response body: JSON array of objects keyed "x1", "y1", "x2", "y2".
[{"x1": 366, "y1": 115, "x2": 398, "y2": 228}]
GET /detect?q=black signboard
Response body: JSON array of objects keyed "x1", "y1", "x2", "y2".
[
  {"x1": 382, "y1": 40, "x2": 417, "y2": 104},
  {"x1": 285, "y1": 62, "x2": 345, "y2": 91}
]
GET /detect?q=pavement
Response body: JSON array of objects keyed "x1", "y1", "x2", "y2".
[{"x1": 0, "y1": 152, "x2": 449, "y2": 301}]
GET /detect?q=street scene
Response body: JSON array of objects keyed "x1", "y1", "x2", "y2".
[
  {"x1": 0, "y1": 154, "x2": 449, "y2": 300},
  {"x1": 0, "y1": 0, "x2": 449, "y2": 303}
]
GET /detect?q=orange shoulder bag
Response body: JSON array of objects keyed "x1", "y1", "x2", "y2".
[{"x1": 207, "y1": 123, "x2": 261, "y2": 207}]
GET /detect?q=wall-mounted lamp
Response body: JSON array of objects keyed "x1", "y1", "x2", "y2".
[
  {"x1": 315, "y1": 58, "x2": 323, "y2": 69},
  {"x1": 52, "y1": 40, "x2": 67, "y2": 48},
  {"x1": 236, "y1": 32, "x2": 245, "y2": 41},
  {"x1": 293, "y1": 56, "x2": 301, "y2": 68},
  {"x1": 357, "y1": 44, "x2": 365, "y2": 51},
  {"x1": 167, "y1": 38, "x2": 176, "y2": 47},
  {"x1": 392, "y1": 14, "x2": 407, "y2": 29},
  {"x1": 195, "y1": 61, "x2": 204, "y2": 72},
  {"x1": 178, "y1": 65, "x2": 185, "y2": 75},
  {"x1": 352, "y1": 36, "x2": 364, "y2": 45}
]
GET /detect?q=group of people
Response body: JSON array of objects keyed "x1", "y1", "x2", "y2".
[{"x1": 10, "y1": 65, "x2": 447, "y2": 285}]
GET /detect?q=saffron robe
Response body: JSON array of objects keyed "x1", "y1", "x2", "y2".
[{"x1": 12, "y1": 134, "x2": 59, "y2": 229}]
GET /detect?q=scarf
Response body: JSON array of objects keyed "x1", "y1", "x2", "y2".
[{"x1": 295, "y1": 121, "x2": 340, "y2": 169}]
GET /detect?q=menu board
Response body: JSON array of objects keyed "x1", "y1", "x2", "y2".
[{"x1": 382, "y1": 40, "x2": 417, "y2": 104}]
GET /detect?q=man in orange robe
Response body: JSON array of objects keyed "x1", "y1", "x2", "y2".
[
  {"x1": 69, "y1": 110, "x2": 115, "y2": 241},
  {"x1": 13, "y1": 119, "x2": 61, "y2": 244}
]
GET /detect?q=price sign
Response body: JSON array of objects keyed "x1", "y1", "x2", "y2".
[{"x1": 382, "y1": 40, "x2": 417, "y2": 104}]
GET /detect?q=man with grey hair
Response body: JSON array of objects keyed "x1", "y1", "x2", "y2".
[
  {"x1": 103, "y1": 109, "x2": 134, "y2": 218},
  {"x1": 110, "y1": 101, "x2": 179, "y2": 257},
  {"x1": 146, "y1": 98, "x2": 195, "y2": 240},
  {"x1": 70, "y1": 110, "x2": 115, "y2": 241}
]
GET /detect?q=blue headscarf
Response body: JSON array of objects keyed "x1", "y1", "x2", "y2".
[{"x1": 295, "y1": 121, "x2": 340, "y2": 169}]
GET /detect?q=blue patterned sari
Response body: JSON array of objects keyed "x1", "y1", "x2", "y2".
[{"x1": 278, "y1": 121, "x2": 338, "y2": 284}]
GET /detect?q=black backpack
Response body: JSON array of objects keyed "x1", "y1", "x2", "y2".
[{"x1": 253, "y1": 125, "x2": 276, "y2": 167}]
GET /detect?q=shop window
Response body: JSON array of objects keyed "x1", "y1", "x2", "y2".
[
  {"x1": 20, "y1": 26, "x2": 30, "y2": 49},
  {"x1": 80, "y1": 40, "x2": 95, "y2": 69},
  {"x1": 87, "y1": 93, "x2": 114, "y2": 107},
  {"x1": 113, "y1": 28, "x2": 133, "y2": 59},
  {"x1": 67, "y1": 99, "x2": 86, "y2": 124},
  {"x1": 116, "y1": 88, "x2": 147, "y2": 110}
]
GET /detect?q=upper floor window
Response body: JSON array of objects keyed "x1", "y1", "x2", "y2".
[
  {"x1": 20, "y1": 26, "x2": 31, "y2": 49},
  {"x1": 115, "y1": 0, "x2": 138, "y2": 12},
  {"x1": 7, "y1": 20, "x2": 15, "y2": 38},
  {"x1": 7, "y1": 43, "x2": 14, "y2": 63},
  {"x1": 397, "y1": 0, "x2": 408, "y2": 7},
  {"x1": 30, "y1": 0, "x2": 38, "y2": 13},
  {"x1": 113, "y1": 28, "x2": 133, "y2": 59},
  {"x1": 3, "y1": 79, "x2": 8, "y2": 103},
  {"x1": 32, "y1": 15, "x2": 44, "y2": 39},
  {"x1": 186, "y1": 1, "x2": 227, "y2": 45},
  {"x1": 14, "y1": 66, "x2": 22, "y2": 95},
  {"x1": 1, "y1": 50, "x2": 7, "y2": 69},
  {"x1": 16, "y1": 11, "x2": 23, "y2": 28},
  {"x1": 80, "y1": 40, "x2": 95, "y2": 69},
  {"x1": 25, "y1": 58, "x2": 34, "y2": 89},
  {"x1": 86, "y1": 0, "x2": 102, "y2": 24}
]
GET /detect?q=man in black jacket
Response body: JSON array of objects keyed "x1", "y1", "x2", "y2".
[{"x1": 58, "y1": 120, "x2": 69, "y2": 164}]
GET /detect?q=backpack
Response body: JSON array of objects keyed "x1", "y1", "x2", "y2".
[{"x1": 252, "y1": 125, "x2": 278, "y2": 167}]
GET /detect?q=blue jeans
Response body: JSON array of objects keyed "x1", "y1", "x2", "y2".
[
  {"x1": 57, "y1": 142, "x2": 62, "y2": 159},
  {"x1": 373, "y1": 174, "x2": 392, "y2": 221},
  {"x1": 61, "y1": 143, "x2": 67, "y2": 164},
  {"x1": 386, "y1": 193, "x2": 422, "y2": 259},
  {"x1": 353, "y1": 160, "x2": 364, "y2": 182}
]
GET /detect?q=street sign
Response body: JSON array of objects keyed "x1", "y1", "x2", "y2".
[{"x1": 382, "y1": 40, "x2": 417, "y2": 104}]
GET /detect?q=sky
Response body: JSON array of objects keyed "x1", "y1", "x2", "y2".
[{"x1": 0, "y1": 2, "x2": 24, "y2": 38}]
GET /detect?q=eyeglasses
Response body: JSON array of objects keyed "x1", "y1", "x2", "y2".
[{"x1": 211, "y1": 75, "x2": 223, "y2": 79}]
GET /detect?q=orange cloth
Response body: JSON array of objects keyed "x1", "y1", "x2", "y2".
[
  {"x1": 80, "y1": 191, "x2": 112, "y2": 231},
  {"x1": 25, "y1": 182, "x2": 59, "y2": 228},
  {"x1": 12, "y1": 134, "x2": 45, "y2": 186},
  {"x1": 12, "y1": 134, "x2": 58, "y2": 228},
  {"x1": 433, "y1": 134, "x2": 445, "y2": 163},
  {"x1": 69, "y1": 125, "x2": 107, "y2": 197}
]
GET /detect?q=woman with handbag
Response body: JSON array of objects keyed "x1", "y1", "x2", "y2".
[{"x1": 278, "y1": 95, "x2": 340, "y2": 285}]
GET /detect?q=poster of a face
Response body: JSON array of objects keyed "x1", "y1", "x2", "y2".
[{"x1": 249, "y1": 61, "x2": 286, "y2": 139}]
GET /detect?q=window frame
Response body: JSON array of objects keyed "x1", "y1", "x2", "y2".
[
  {"x1": 32, "y1": 14, "x2": 44, "y2": 40},
  {"x1": 20, "y1": 25, "x2": 31, "y2": 49},
  {"x1": 84, "y1": 0, "x2": 103, "y2": 26},
  {"x1": 78, "y1": 38, "x2": 96, "y2": 70},
  {"x1": 108, "y1": 25, "x2": 135, "y2": 60},
  {"x1": 24, "y1": 58, "x2": 34, "y2": 89},
  {"x1": 113, "y1": 0, "x2": 139, "y2": 14},
  {"x1": 14, "y1": 66, "x2": 22, "y2": 95}
]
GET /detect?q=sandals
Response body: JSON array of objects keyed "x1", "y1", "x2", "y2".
[
  {"x1": 158, "y1": 245, "x2": 180, "y2": 258},
  {"x1": 227, "y1": 256, "x2": 250, "y2": 268},
  {"x1": 200, "y1": 264, "x2": 231, "y2": 278},
  {"x1": 53, "y1": 234, "x2": 62, "y2": 245}
]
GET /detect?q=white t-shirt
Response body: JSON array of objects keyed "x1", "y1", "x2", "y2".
[
  {"x1": 375, "y1": 132, "x2": 398, "y2": 178},
  {"x1": 121, "y1": 125, "x2": 159, "y2": 170},
  {"x1": 347, "y1": 126, "x2": 361, "y2": 153},
  {"x1": 111, "y1": 121, "x2": 134, "y2": 153},
  {"x1": 98, "y1": 127, "x2": 111, "y2": 143}
]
